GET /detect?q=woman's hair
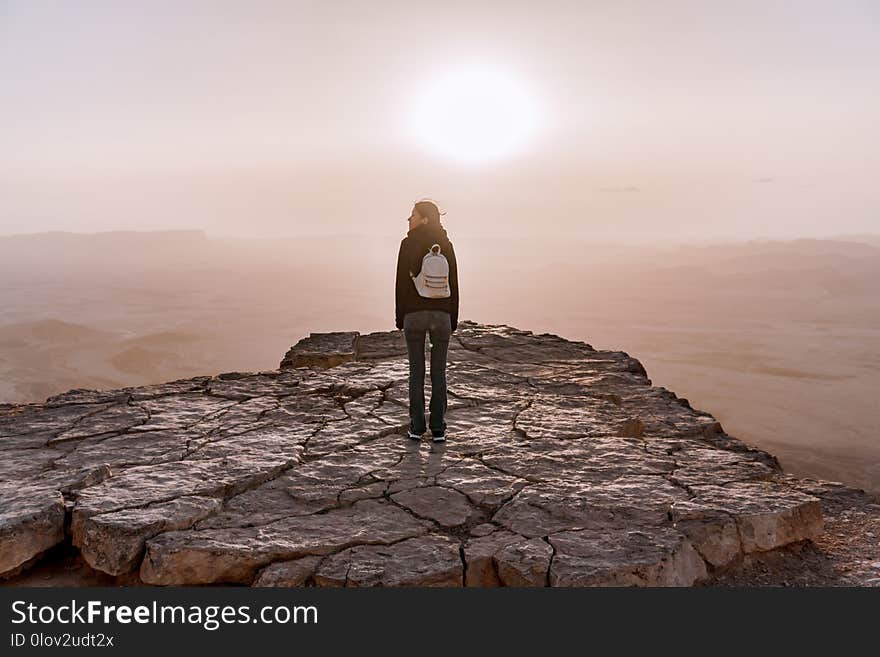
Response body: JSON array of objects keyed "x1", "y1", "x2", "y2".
[{"x1": 414, "y1": 199, "x2": 445, "y2": 226}]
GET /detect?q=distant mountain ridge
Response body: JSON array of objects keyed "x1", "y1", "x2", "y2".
[{"x1": 0, "y1": 229, "x2": 208, "y2": 244}]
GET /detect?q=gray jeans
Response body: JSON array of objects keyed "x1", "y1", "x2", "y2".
[{"x1": 403, "y1": 310, "x2": 451, "y2": 435}]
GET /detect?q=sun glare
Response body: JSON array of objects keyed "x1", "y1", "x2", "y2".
[{"x1": 411, "y1": 67, "x2": 539, "y2": 165}]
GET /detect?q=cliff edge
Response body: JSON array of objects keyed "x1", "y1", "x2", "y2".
[{"x1": 1, "y1": 321, "x2": 877, "y2": 586}]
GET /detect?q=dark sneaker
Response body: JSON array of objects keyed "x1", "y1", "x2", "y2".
[
  {"x1": 431, "y1": 431, "x2": 447, "y2": 443},
  {"x1": 407, "y1": 430, "x2": 423, "y2": 441}
]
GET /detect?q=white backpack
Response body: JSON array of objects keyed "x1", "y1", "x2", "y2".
[{"x1": 411, "y1": 243, "x2": 451, "y2": 298}]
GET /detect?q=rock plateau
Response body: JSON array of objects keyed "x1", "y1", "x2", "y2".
[{"x1": 2, "y1": 321, "x2": 877, "y2": 586}]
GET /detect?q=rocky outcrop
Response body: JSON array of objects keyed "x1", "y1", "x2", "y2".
[{"x1": 0, "y1": 320, "x2": 854, "y2": 586}]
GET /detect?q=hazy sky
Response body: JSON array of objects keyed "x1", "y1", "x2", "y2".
[{"x1": 2, "y1": 1, "x2": 878, "y2": 241}]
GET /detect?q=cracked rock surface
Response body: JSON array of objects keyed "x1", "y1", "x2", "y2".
[{"x1": 0, "y1": 320, "x2": 856, "y2": 586}]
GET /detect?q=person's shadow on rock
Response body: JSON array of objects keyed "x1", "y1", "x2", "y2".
[{"x1": 398, "y1": 436, "x2": 448, "y2": 481}]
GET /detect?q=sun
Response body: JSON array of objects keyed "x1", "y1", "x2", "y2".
[{"x1": 410, "y1": 67, "x2": 539, "y2": 165}]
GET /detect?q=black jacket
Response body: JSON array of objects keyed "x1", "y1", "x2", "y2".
[{"x1": 395, "y1": 221, "x2": 459, "y2": 331}]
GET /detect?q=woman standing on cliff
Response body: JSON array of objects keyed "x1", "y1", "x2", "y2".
[{"x1": 395, "y1": 200, "x2": 460, "y2": 443}]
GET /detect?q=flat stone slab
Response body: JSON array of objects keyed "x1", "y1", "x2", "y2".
[
  {"x1": 72, "y1": 496, "x2": 222, "y2": 575},
  {"x1": 670, "y1": 481, "x2": 824, "y2": 567},
  {"x1": 0, "y1": 484, "x2": 66, "y2": 575},
  {"x1": 464, "y1": 529, "x2": 553, "y2": 586},
  {"x1": 390, "y1": 486, "x2": 481, "y2": 528},
  {"x1": 140, "y1": 499, "x2": 430, "y2": 585},
  {"x1": 548, "y1": 526, "x2": 708, "y2": 586},
  {"x1": 253, "y1": 556, "x2": 323, "y2": 587},
  {"x1": 314, "y1": 535, "x2": 462, "y2": 587},
  {"x1": 0, "y1": 321, "x2": 830, "y2": 586},
  {"x1": 280, "y1": 331, "x2": 358, "y2": 369}
]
